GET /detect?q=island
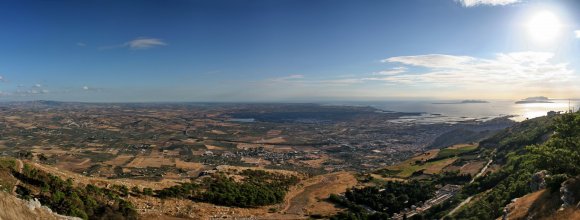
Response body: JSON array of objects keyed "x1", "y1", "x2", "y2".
[
  {"x1": 432, "y1": 100, "x2": 489, "y2": 104},
  {"x1": 515, "y1": 96, "x2": 553, "y2": 104}
]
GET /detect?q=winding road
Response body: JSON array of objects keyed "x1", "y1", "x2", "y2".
[{"x1": 447, "y1": 158, "x2": 493, "y2": 216}]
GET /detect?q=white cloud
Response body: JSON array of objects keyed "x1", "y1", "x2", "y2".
[
  {"x1": 125, "y1": 38, "x2": 167, "y2": 49},
  {"x1": 77, "y1": 42, "x2": 86, "y2": 47},
  {"x1": 269, "y1": 74, "x2": 304, "y2": 82},
  {"x1": 83, "y1": 86, "x2": 89, "y2": 90},
  {"x1": 575, "y1": 30, "x2": 580, "y2": 38},
  {"x1": 457, "y1": 0, "x2": 520, "y2": 7},
  {"x1": 376, "y1": 52, "x2": 574, "y2": 90},
  {"x1": 374, "y1": 67, "x2": 407, "y2": 75},
  {"x1": 383, "y1": 54, "x2": 475, "y2": 68}
]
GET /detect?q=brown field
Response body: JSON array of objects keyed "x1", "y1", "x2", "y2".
[
  {"x1": 459, "y1": 161, "x2": 486, "y2": 175},
  {"x1": 448, "y1": 143, "x2": 477, "y2": 149},
  {"x1": 216, "y1": 165, "x2": 303, "y2": 177},
  {"x1": 297, "y1": 156, "x2": 328, "y2": 168},
  {"x1": 276, "y1": 172, "x2": 357, "y2": 218},
  {"x1": 30, "y1": 162, "x2": 183, "y2": 190},
  {"x1": 423, "y1": 158, "x2": 457, "y2": 174},
  {"x1": 258, "y1": 137, "x2": 286, "y2": 144},
  {"x1": 210, "y1": 129, "x2": 226, "y2": 135},
  {"x1": 104, "y1": 155, "x2": 134, "y2": 166},
  {"x1": 126, "y1": 156, "x2": 174, "y2": 168},
  {"x1": 53, "y1": 156, "x2": 93, "y2": 172},
  {"x1": 241, "y1": 157, "x2": 271, "y2": 166},
  {"x1": 204, "y1": 145, "x2": 224, "y2": 150},
  {"x1": 267, "y1": 129, "x2": 282, "y2": 136},
  {"x1": 369, "y1": 174, "x2": 407, "y2": 182},
  {"x1": 412, "y1": 149, "x2": 440, "y2": 161},
  {"x1": 175, "y1": 159, "x2": 204, "y2": 171}
]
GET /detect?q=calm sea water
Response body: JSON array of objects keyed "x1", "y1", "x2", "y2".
[{"x1": 329, "y1": 100, "x2": 580, "y2": 124}]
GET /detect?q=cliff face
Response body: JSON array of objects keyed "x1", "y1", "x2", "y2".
[{"x1": 0, "y1": 191, "x2": 79, "y2": 220}]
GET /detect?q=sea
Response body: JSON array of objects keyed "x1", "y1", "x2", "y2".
[{"x1": 328, "y1": 99, "x2": 580, "y2": 124}]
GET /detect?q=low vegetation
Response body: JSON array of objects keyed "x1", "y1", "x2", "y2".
[
  {"x1": 9, "y1": 164, "x2": 137, "y2": 220},
  {"x1": 451, "y1": 112, "x2": 580, "y2": 219},
  {"x1": 155, "y1": 169, "x2": 299, "y2": 207},
  {"x1": 328, "y1": 180, "x2": 435, "y2": 219}
]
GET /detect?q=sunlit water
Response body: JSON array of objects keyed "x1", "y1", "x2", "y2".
[{"x1": 333, "y1": 100, "x2": 580, "y2": 124}]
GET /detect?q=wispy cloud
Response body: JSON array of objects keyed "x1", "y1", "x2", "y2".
[
  {"x1": 101, "y1": 37, "x2": 167, "y2": 50},
  {"x1": 125, "y1": 38, "x2": 167, "y2": 49},
  {"x1": 76, "y1": 42, "x2": 86, "y2": 47},
  {"x1": 456, "y1": 0, "x2": 520, "y2": 7},
  {"x1": 82, "y1": 85, "x2": 103, "y2": 92},
  {"x1": 575, "y1": 30, "x2": 580, "y2": 38},
  {"x1": 269, "y1": 74, "x2": 305, "y2": 82},
  {"x1": 373, "y1": 67, "x2": 407, "y2": 75}
]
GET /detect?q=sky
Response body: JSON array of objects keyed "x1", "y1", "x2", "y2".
[{"x1": 0, "y1": 0, "x2": 580, "y2": 102}]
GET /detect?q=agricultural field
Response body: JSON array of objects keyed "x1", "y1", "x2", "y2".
[
  {"x1": 433, "y1": 144, "x2": 479, "y2": 160},
  {"x1": 377, "y1": 144, "x2": 482, "y2": 179}
]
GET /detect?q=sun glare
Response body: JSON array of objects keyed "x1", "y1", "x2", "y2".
[{"x1": 527, "y1": 11, "x2": 562, "y2": 43}]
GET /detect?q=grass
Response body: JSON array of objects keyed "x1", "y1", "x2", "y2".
[
  {"x1": 0, "y1": 157, "x2": 16, "y2": 170},
  {"x1": 434, "y1": 144, "x2": 478, "y2": 160},
  {"x1": 386, "y1": 157, "x2": 458, "y2": 178},
  {"x1": 0, "y1": 157, "x2": 17, "y2": 192}
]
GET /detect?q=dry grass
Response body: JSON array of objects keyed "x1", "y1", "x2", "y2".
[
  {"x1": 277, "y1": 172, "x2": 357, "y2": 218},
  {"x1": 0, "y1": 191, "x2": 64, "y2": 220},
  {"x1": 104, "y1": 155, "x2": 134, "y2": 166},
  {"x1": 503, "y1": 189, "x2": 565, "y2": 220},
  {"x1": 174, "y1": 159, "x2": 204, "y2": 171},
  {"x1": 460, "y1": 161, "x2": 486, "y2": 176},
  {"x1": 125, "y1": 156, "x2": 174, "y2": 168}
]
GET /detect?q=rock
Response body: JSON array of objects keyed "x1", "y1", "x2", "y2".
[
  {"x1": 560, "y1": 176, "x2": 580, "y2": 208},
  {"x1": 530, "y1": 170, "x2": 549, "y2": 191}
]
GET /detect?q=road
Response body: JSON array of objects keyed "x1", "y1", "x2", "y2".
[
  {"x1": 11, "y1": 159, "x2": 24, "y2": 195},
  {"x1": 447, "y1": 158, "x2": 493, "y2": 216}
]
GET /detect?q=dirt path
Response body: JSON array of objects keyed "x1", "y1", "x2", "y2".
[
  {"x1": 285, "y1": 175, "x2": 333, "y2": 214},
  {"x1": 448, "y1": 158, "x2": 493, "y2": 216},
  {"x1": 276, "y1": 172, "x2": 357, "y2": 218},
  {"x1": 11, "y1": 159, "x2": 23, "y2": 195}
]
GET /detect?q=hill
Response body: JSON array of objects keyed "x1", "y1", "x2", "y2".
[{"x1": 448, "y1": 112, "x2": 580, "y2": 219}]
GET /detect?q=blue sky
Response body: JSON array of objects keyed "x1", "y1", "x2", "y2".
[{"x1": 0, "y1": 0, "x2": 579, "y2": 102}]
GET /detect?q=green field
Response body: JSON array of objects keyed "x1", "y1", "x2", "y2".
[
  {"x1": 434, "y1": 144, "x2": 478, "y2": 160},
  {"x1": 384, "y1": 157, "x2": 458, "y2": 178}
]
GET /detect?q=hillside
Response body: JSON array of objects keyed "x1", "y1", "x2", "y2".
[
  {"x1": 449, "y1": 112, "x2": 580, "y2": 219},
  {"x1": 327, "y1": 113, "x2": 580, "y2": 220},
  {"x1": 0, "y1": 191, "x2": 78, "y2": 220}
]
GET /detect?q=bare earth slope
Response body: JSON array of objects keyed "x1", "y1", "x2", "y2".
[{"x1": 0, "y1": 191, "x2": 78, "y2": 220}]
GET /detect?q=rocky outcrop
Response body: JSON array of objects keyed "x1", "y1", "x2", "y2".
[
  {"x1": 0, "y1": 191, "x2": 80, "y2": 220},
  {"x1": 560, "y1": 176, "x2": 580, "y2": 208},
  {"x1": 530, "y1": 170, "x2": 549, "y2": 191}
]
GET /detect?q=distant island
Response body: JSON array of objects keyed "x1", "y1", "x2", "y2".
[
  {"x1": 433, "y1": 100, "x2": 489, "y2": 104},
  {"x1": 515, "y1": 96, "x2": 554, "y2": 104}
]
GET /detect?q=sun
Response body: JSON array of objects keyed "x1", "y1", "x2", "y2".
[{"x1": 527, "y1": 11, "x2": 562, "y2": 43}]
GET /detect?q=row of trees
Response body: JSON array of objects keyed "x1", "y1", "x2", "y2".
[{"x1": 155, "y1": 169, "x2": 299, "y2": 207}]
